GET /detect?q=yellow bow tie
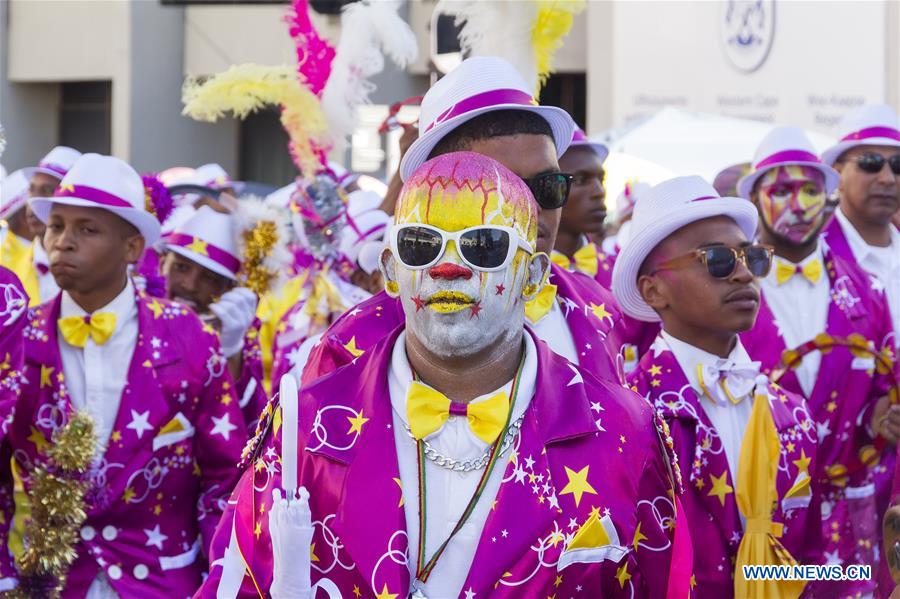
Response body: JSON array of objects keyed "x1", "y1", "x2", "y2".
[
  {"x1": 774, "y1": 257, "x2": 823, "y2": 285},
  {"x1": 406, "y1": 381, "x2": 510, "y2": 444},
  {"x1": 551, "y1": 243, "x2": 599, "y2": 277},
  {"x1": 59, "y1": 313, "x2": 117, "y2": 348},
  {"x1": 524, "y1": 283, "x2": 558, "y2": 324}
]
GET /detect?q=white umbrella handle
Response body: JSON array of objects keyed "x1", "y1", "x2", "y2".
[{"x1": 278, "y1": 373, "x2": 299, "y2": 497}]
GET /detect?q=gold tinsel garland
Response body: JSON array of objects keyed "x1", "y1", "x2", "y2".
[
  {"x1": 11, "y1": 413, "x2": 96, "y2": 599},
  {"x1": 241, "y1": 221, "x2": 279, "y2": 296}
]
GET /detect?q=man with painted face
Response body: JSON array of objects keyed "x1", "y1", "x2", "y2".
[
  {"x1": 738, "y1": 128, "x2": 899, "y2": 597},
  {"x1": 821, "y1": 104, "x2": 900, "y2": 338},
  {"x1": 199, "y1": 151, "x2": 683, "y2": 598},
  {"x1": 552, "y1": 128, "x2": 616, "y2": 289},
  {"x1": 162, "y1": 204, "x2": 267, "y2": 431},
  {"x1": 301, "y1": 56, "x2": 626, "y2": 387},
  {"x1": 618, "y1": 176, "x2": 820, "y2": 597}
]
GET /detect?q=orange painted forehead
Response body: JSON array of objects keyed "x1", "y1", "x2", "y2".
[{"x1": 395, "y1": 151, "x2": 538, "y2": 244}]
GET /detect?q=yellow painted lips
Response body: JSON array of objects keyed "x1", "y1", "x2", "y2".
[{"x1": 427, "y1": 291, "x2": 474, "y2": 313}]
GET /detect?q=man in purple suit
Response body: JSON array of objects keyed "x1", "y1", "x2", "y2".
[{"x1": 0, "y1": 153, "x2": 247, "y2": 597}]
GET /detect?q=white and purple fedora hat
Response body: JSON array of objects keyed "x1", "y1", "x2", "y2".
[
  {"x1": 191, "y1": 163, "x2": 234, "y2": 191},
  {"x1": 29, "y1": 153, "x2": 162, "y2": 244},
  {"x1": 568, "y1": 127, "x2": 609, "y2": 164},
  {"x1": 0, "y1": 169, "x2": 31, "y2": 220},
  {"x1": 165, "y1": 205, "x2": 240, "y2": 280},
  {"x1": 612, "y1": 176, "x2": 758, "y2": 322},
  {"x1": 24, "y1": 146, "x2": 82, "y2": 181},
  {"x1": 821, "y1": 103, "x2": 900, "y2": 166},
  {"x1": 399, "y1": 56, "x2": 575, "y2": 181},
  {"x1": 737, "y1": 127, "x2": 839, "y2": 199}
]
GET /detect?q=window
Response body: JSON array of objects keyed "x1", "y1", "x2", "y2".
[
  {"x1": 59, "y1": 81, "x2": 112, "y2": 154},
  {"x1": 539, "y1": 72, "x2": 587, "y2": 129},
  {"x1": 238, "y1": 109, "x2": 297, "y2": 186}
]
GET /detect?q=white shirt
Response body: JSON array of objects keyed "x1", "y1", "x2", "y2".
[
  {"x1": 661, "y1": 331, "x2": 758, "y2": 485},
  {"x1": 59, "y1": 278, "x2": 138, "y2": 451},
  {"x1": 760, "y1": 245, "x2": 830, "y2": 397},
  {"x1": 32, "y1": 238, "x2": 60, "y2": 302},
  {"x1": 528, "y1": 300, "x2": 579, "y2": 364},
  {"x1": 835, "y1": 207, "x2": 900, "y2": 337},
  {"x1": 388, "y1": 331, "x2": 537, "y2": 599}
]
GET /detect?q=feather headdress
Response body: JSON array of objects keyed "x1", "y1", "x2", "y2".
[
  {"x1": 438, "y1": 0, "x2": 585, "y2": 95},
  {"x1": 321, "y1": 0, "x2": 418, "y2": 154},
  {"x1": 182, "y1": 64, "x2": 330, "y2": 178}
]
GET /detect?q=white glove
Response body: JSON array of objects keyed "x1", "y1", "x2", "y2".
[
  {"x1": 269, "y1": 487, "x2": 314, "y2": 599},
  {"x1": 209, "y1": 287, "x2": 258, "y2": 358}
]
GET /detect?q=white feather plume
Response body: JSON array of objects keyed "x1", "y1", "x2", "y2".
[
  {"x1": 321, "y1": 0, "x2": 418, "y2": 154},
  {"x1": 437, "y1": 0, "x2": 541, "y2": 91}
]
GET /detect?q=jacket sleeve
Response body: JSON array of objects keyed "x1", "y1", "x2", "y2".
[
  {"x1": 236, "y1": 321, "x2": 268, "y2": 432},
  {"x1": 193, "y1": 330, "x2": 248, "y2": 557}
]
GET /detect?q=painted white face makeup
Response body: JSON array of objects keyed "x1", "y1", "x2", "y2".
[{"x1": 381, "y1": 152, "x2": 549, "y2": 358}]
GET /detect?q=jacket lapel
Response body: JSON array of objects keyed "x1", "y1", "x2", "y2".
[
  {"x1": 640, "y1": 343, "x2": 744, "y2": 554},
  {"x1": 311, "y1": 326, "x2": 410, "y2": 598},
  {"x1": 95, "y1": 292, "x2": 179, "y2": 510},
  {"x1": 463, "y1": 336, "x2": 600, "y2": 593},
  {"x1": 25, "y1": 296, "x2": 75, "y2": 444}
]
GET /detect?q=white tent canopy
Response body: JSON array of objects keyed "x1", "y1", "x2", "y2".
[{"x1": 602, "y1": 107, "x2": 837, "y2": 184}]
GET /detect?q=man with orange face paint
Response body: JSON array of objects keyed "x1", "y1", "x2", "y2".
[
  {"x1": 198, "y1": 152, "x2": 687, "y2": 599},
  {"x1": 739, "y1": 127, "x2": 900, "y2": 597}
]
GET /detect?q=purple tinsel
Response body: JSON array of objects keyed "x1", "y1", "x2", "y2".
[{"x1": 142, "y1": 173, "x2": 175, "y2": 225}]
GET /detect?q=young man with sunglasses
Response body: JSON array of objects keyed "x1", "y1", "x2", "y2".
[
  {"x1": 201, "y1": 151, "x2": 684, "y2": 598},
  {"x1": 299, "y1": 56, "x2": 626, "y2": 387},
  {"x1": 738, "y1": 128, "x2": 899, "y2": 597},
  {"x1": 821, "y1": 103, "x2": 900, "y2": 338},
  {"x1": 0, "y1": 154, "x2": 247, "y2": 596},
  {"x1": 616, "y1": 175, "x2": 821, "y2": 597}
]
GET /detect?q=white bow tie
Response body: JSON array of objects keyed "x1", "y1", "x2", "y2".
[{"x1": 696, "y1": 359, "x2": 762, "y2": 407}]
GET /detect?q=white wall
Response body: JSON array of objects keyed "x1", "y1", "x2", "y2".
[
  {"x1": 611, "y1": 0, "x2": 892, "y2": 135},
  {"x1": 7, "y1": 0, "x2": 131, "y2": 157}
]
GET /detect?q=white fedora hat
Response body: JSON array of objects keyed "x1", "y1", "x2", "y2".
[
  {"x1": 611, "y1": 175, "x2": 758, "y2": 322},
  {"x1": 29, "y1": 153, "x2": 162, "y2": 244},
  {"x1": 24, "y1": 146, "x2": 82, "y2": 181},
  {"x1": 737, "y1": 127, "x2": 839, "y2": 199},
  {"x1": 568, "y1": 127, "x2": 609, "y2": 164},
  {"x1": 191, "y1": 163, "x2": 234, "y2": 190},
  {"x1": 399, "y1": 56, "x2": 575, "y2": 181},
  {"x1": 165, "y1": 205, "x2": 240, "y2": 280},
  {"x1": 0, "y1": 169, "x2": 31, "y2": 220},
  {"x1": 821, "y1": 103, "x2": 900, "y2": 166}
]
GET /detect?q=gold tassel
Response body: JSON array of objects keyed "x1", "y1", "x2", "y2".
[{"x1": 12, "y1": 413, "x2": 96, "y2": 599}]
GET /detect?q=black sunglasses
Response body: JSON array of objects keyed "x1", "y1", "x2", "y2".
[
  {"x1": 652, "y1": 244, "x2": 774, "y2": 279},
  {"x1": 521, "y1": 173, "x2": 574, "y2": 210},
  {"x1": 850, "y1": 153, "x2": 900, "y2": 175}
]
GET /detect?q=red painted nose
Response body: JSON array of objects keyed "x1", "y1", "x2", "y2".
[{"x1": 429, "y1": 262, "x2": 472, "y2": 280}]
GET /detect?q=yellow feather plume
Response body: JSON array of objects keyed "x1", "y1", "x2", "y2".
[
  {"x1": 532, "y1": 0, "x2": 586, "y2": 94},
  {"x1": 181, "y1": 64, "x2": 329, "y2": 178}
]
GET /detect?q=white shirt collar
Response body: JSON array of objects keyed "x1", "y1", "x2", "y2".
[
  {"x1": 660, "y1": 330, "x2": 755, "y2": 396},
  {"x1": 835, "y1": 206, "x2": 900, "y2": 261},
  {"x1": 32, "y1": 237, "x2": 49, "y2": 267},
  {"x1": 389, "y1": 330, "x2": 537, "y2": 434},
  {"x1": 61, "y1": 277, "x2": 137, "y2": 322}
]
